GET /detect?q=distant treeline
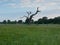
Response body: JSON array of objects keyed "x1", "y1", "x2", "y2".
[{"x1": 0, "y1": 16, "x2": 60, "y2": 24}]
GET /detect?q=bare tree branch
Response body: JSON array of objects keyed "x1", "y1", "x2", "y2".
[
  {"x1": 29, "y1": 7, "x2": 40, "y2": 20},
  {"x1": 22, "y1": 7, "x2": 41, "y2": 24}
]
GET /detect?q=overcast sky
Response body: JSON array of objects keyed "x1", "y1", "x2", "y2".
[{"x1": 0, "y1": 0, "x2": 60, "y2": 21}]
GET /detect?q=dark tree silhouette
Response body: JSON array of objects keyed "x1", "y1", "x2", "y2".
[
  {"x1": 37, "y1": 18, "x2": 43, "y2": 24},
  {"x1": 24, "y1": 7, "x2": 40, "y2": 24},
  {"x1": 53, "y1": 17, "x2": 60, "y2": 24},
  {"x1": 42, "y1": 17, "x2": 48, "y2": 24},
  {"x1": 2, "y1": 20, "x2": 7, "y2": 24},
  {"x1": 48, "y1": 19, "x2": 54, "y2": 24},
  {"x1": 37, "y1": 17, "x2": 48, "y2": 24},
  {"x1": 7, "y1": 20, "x2": 11, "y2": 24},
  {"x1": 37, "y1": 16, "x2": 60, "y2": 24},
  {"x1": 18, "y1": 20, "x2": 23, "y2": 24}
]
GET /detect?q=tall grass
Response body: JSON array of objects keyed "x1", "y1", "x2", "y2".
[{"x1": 0, "y1": 24, "x2": 60, "y2": 45}]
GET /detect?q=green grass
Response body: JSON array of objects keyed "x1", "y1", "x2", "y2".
[{"x1": 0, "y1": 24, "x2": 60, "y2": 45}]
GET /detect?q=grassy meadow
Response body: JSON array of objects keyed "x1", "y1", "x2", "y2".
[{"x1": 0, "y1": 24, "x2": 60, "y2": 45}]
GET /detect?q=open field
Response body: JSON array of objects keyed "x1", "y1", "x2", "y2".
[{"x1": 0, "y1": 24, "x2": 60, "y2": 45}]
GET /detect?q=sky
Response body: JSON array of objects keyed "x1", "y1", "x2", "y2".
[{"x1": 0, "y1": 0, "x2": 60, "y2": 21}]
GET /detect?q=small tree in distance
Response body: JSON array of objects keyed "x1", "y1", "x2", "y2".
[
  {"x1": 3, "y1": 20, "x2": 7, "y2": 24},
  {"x1": 18, "y1": 20, "x2": 23, "y2": 24}
]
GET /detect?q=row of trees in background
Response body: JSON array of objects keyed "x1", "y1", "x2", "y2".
[
  {"x1": 0, "y1": 16, "x2": 60, "y2": 24},
  {"x1": 34, "y1": 16, "x2": 60, "y2": 24},
  {"x1": 0, "y1": 20, "x2": 22, "y2": 24}
]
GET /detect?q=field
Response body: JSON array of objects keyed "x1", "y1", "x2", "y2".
[{"x1": 0, "y1": 24, "x2": 60, "y2": 45}]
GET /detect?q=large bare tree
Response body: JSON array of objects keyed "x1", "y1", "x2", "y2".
[{"x1": 23, "y1": 7, "x2": 40, "y2": 24}]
